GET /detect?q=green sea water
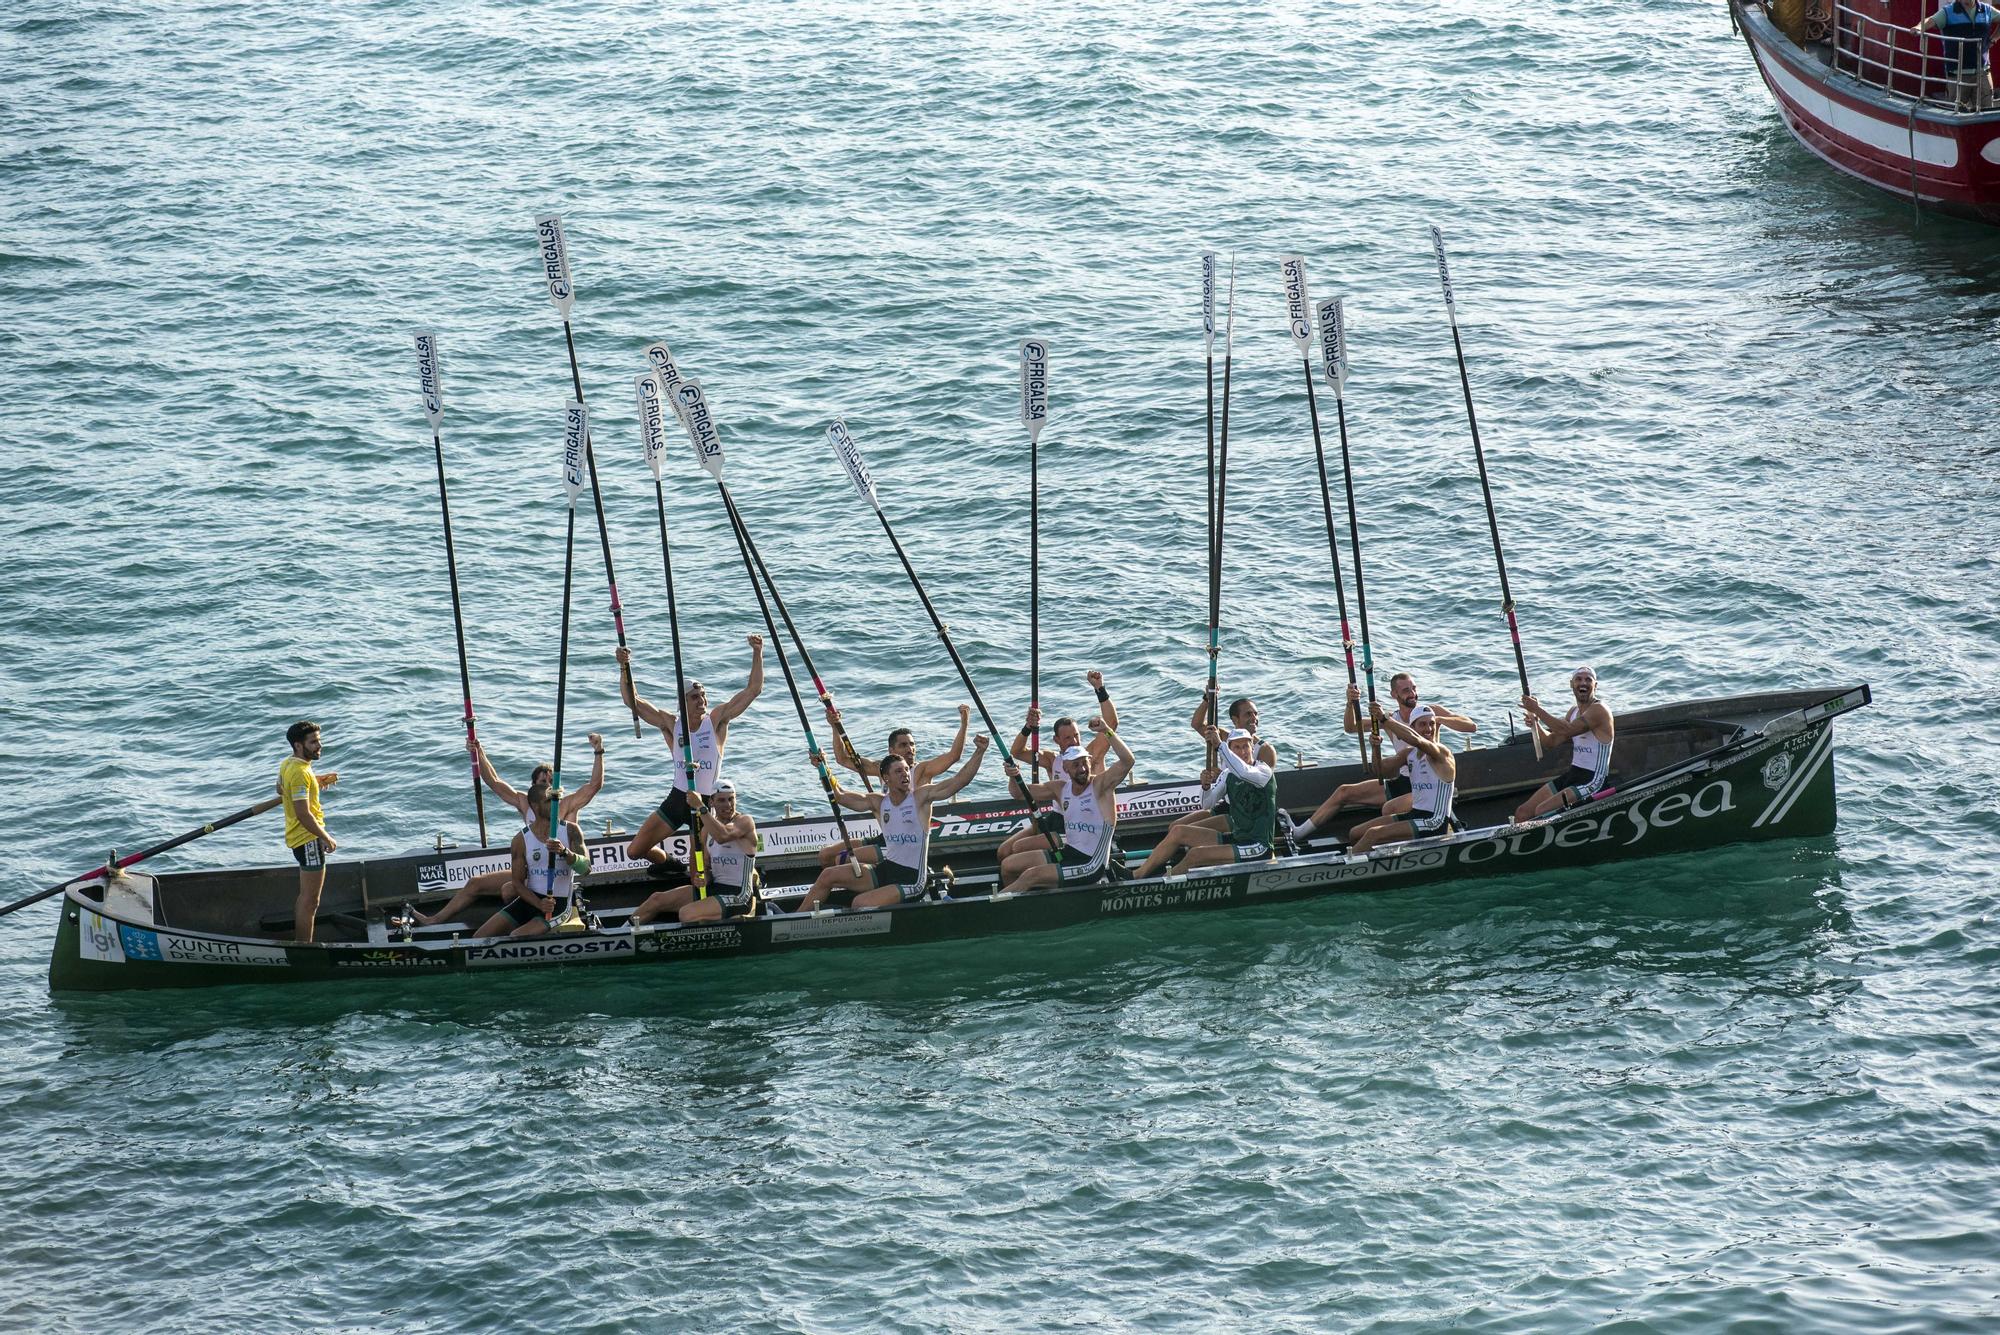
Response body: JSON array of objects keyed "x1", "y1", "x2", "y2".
[{"x1": 3, "y1": 1, "x2": 1998, "y2": 1329}]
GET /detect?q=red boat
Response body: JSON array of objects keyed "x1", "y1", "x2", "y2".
[{"x1": 1733, "y1": 0, "x2": 2000, "y2": 221}]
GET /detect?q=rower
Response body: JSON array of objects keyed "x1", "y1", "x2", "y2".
[
  {"x1": 1133, "y1": 726, "x2": 1278, "y2": 879},
  {"x1": 1162, "y1": 693, "x2": 1279, "y2": 842},
  {"x1": 471, "y1": 781, "x2": 590, "y2": 939},
  {"x1": 996, "y1": 723, "x2": 1137, "y2": 893},
  {"x1": 795, "y1": 735, "x2": 992, "y2": 910},
  {"x1": 631, "y1": 780, "x2": 758, "y2": 925},
  {"x1": 996, "y1": 670, "x2": 1123, "y2": 863},
  {"x1": 1513, "y1": 666, "x2": 1616, "y2": 822},
  {"x1": 813, "y1": 703, "x2": 970, "y2": 869},
  {"x1": 413, "y1": 732, "x2": 605, "y2": 927},
  {"x1": 616, "y1": 636, "x2": 764, "y2": 875},
  {"x1": 1291, "y1": 675, "x2": 1476, "y2": 845},
  {"x1": 1348, "y1": 705, "x2": 1461, "y2": 854}
]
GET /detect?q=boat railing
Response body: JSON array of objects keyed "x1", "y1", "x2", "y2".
[{"x1": 1830, "y1": 1, "x2": 1994, "y2": 110}]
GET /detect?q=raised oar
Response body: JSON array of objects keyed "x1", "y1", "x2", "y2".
[
  {"x1": 548, "y1": 403, "x2": 587, "y2": 922},
  {"x1": 827, "y1": 419, "x2": 1063, "y2": 861},
  {"x1": 1317, "y1": 296, "x2": 1384, "y2": 771},
  {"x1": 1204, "y1": 256, "x2": 1236, "y2": 773},
  {"x1": 673, "y1": 378, "x2": 862, "y2": 862},
  {"x1": 1020, "y1": 337, "x2": 1049, "y2": 783},
  {"x1": 412, "y1": 331, "x2": 489, "y2": 847},
  {"x1": 0, "y1": 795, "x2": 283, "y2": 921},
  {"x1": 1202, "y1": 251, "x2": 1217, "y2": 573},
  {"x1": 534, "y1": 213, "x2": 640, "y2": 739},
  {"x1": 634, "y1": 368, "x2": 707, "y2": 897},
  {"x1": 1282, "y1": 258, "x2": 1366, "y2": 769},
  {"x1": 1431, "y1": 225, "x2": 1540, "y2": 758}
]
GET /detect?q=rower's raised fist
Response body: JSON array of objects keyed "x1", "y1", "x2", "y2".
[
  {"x1": 587, "y1": 732, "x2": 603, "y2": 751},
  {"x1": 1087, "y1": 670, "x2": 1104, "y2": 689},
  {"x1": 973, "y1": 734, "x2": 991, "y2": 751},
  {"x1": 747, "y1": 634, "x2": 763, "y2": 651},
  {"x1": 958, "y1": 704, "x2": 971, "y2": 723},
  {"x1": 616, "y1": 646, "x2": 632, "y2": 666},
  {"x1": 1087, "y1": 716, "x2": 1105, "y2": 732}
]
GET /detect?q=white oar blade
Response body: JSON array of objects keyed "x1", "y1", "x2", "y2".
[
  {"x1": 1202, "y1": 252, "x2": 1217, "y2": 354},
  {"x1": 562, "y1": 401, "x2": 588, "y2": 506},
  {"x1": 826, "y1": 419, "x2": 879, "y2": 511},
  {"x1": 1315, "y1": 297, "x2": 1349, "y2": 395},
  {"x1": 1019, "y1": 338, "x2": 1049, "y2": 445},
  {"x1": 634, "y1": 374, "x2": 671, "y2": 481},
  {"x1": 1279, "y1": 256, "x2": 1313, "y2": 355},
  {"x1": 413, "y1": 329, "x2": 444, "y2": 430},
  {"x1": 1430, "y1": 225, "x2": 1455, "y2": 313},
  {"x1": 644, "y1": 341, "x2": 686, "y2": 419},
  {"x1": 535, "y1": 214, "x2": 577, "y2": 321},
  {"x1": 674, "y1": 379, "x2": 724, "y2": 479}
]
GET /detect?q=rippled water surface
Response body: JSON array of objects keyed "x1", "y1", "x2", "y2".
[{"x1": 4, "y1": 1, "x2": 1999, "y2": 1330}]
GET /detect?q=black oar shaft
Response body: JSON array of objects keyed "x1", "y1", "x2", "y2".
[
  {"x1": 0, "y1": 795, "x2": 284, "y2": 920},
  {"x1": 430, "y1": 427, "x2": 488, "y2": 847},
  {"x1": 1030, "y1": 437, "x2": 1040, "y2": 785},
  {"x1": 1205, "y1": 338, "x2": 1234, "y2": 768},
  {"x1": 1444, "y1": 316, "x2": 1531, "y2": 698},
  {"x1": 559, "y1": 321, "x2": 641, "y2": 739},
  {"x1": 1331, "y1": 392, "x2": 1383, "y2": 771},
  {"x1": 552, "y1": 506, "x2": 578, "y2": 799},
  {"x1": 1299, "y1": 360, "x2": 1367, "y2": 768},
  {"x1": 651, "y1": 477, "x2": 707, "y2": 894}
]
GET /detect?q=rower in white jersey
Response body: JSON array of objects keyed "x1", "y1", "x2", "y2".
[
  {"x1": 795, "y1": 734, "x2": 993, "y2": 911},
  {"x1": 615, "y1": 636, "x2": 764, "y2": 875},
  {"x1": 630, "y1": 780, "x2": 759, "y2": 926},
  {"x1": 1291, "y1": 674, "x2": 1477, "y2": 846},
  {"x1": 471, "y1": 781, "x2": 590, "y2": 939},
  {"x1": 996, "y1": 720, "x2": 1137, "y2": 893},
  {"x1": 1348, "y1": 705, "x2": 1461, "y2": 854},
  {"x1": 1513, "y1": 665, "x2": 1616, "y2": 823}
]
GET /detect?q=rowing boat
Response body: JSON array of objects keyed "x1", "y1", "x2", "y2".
[{"x1": 46, "y1": 685, "x2": 1867, "y2": 992}]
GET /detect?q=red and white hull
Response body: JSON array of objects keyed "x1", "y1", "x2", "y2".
[{"x1": 1736, "y1": 1, "x2": 2000, "y2": 222}]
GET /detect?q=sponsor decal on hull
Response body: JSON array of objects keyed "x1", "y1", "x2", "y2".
[
  {"x1": 417, "y1": 836, "x2": 680, "y2": 890},
  {"x1": 79, "y1": 910, "x2": 126, "y2": 963},
  {"x1": 1249, "y1": 847, "x2": 1450, "y2": 895},
  {"x1": 330, "y1": 947, "x2": 455, "y2": 969},
  {"x1": 465, "y1": 936, "x2": 636, "y2": 967},
  {"x1": 759, "y1": 819, "x2": 881, "y2": 856},
  {"x1": 1101, "y1": 881, "x2": 1237, "y2": 915},
  {"x1": 111, "y1": 926, "x2": 289, "y2": 967},
  {"x1": 637, "y1": 924, "x2": 744, "y2": 956},
  {"x1": 770, "y1": 913, "x2": 893, "y2": 943}
]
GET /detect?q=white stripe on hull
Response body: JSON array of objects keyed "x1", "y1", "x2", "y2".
[{"x1": 1752, "y1": 44, "x2": 1961, "y2": 168}]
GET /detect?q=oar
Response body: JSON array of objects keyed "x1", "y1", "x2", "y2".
[
  {"x1": 549, "y1": 402, "x2": 585, "y2": 914},
  {"x1": 1204, "y1": 256, "x2": 1236, "y2": 772},
  {"x1": 672, "y1": 377, "x2": 863, "y2": 863},
  {"x1": 826, "y1": 419, "x2": 1063, "y2": 861},
  {"x1": 0, "y1": 795, "x2": 283, "y2": 921},
  {"x1": 1020, "y1": 336, "x2": 1049, "y2": 784},
  {"x1": 412, "y1": 331, "x2": 489, "y2": 848},
  {"x1": 634, "y1": 368, "x2": 707, "y2": 898},
  {"x1": 534, "y1": 214, "x2": 641, "y2": 739},
  {"x1": 1431, "y1": 226, "x2": 1540, "y2": 758},
  {"x1": 1316, "y1": 296, "x2": 1384, "y2": 771},
  {"x1": 1282, "y1": 258, "x2": 1366, "y2": 769},
  {"x1": 1202, "y1": 250, "x2": 1217, "y2": 572}
]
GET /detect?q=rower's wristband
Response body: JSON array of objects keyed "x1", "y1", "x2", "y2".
[
  {"x1": 1017, "y1": 727, "x2": 1031, "y2": 739},
  {"x1": 1095, "y1": 686, "x2": 1110, "y2": 702}
]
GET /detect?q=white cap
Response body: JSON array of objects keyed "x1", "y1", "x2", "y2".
[
  {"x1": 1225, "y1": 727, "x2": 1253, "y2": 743},
  {"x1": 713, "y1": 778, "x2": 736, "y2": 793},
  {"x1": 1057, "y1": 746, "x2": 1087, "y2": 763},
  {"x1": 1407, "y1": 705, "x2": 1436, "y2": 724}
]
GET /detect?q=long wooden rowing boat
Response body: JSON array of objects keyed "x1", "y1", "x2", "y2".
[{"x1": 46, "y1": 685, "x2": 1867, "y2": 991}]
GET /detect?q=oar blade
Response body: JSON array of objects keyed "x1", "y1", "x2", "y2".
[
  {"x1": 634, "y1": 373, "x2": 670, "y2": 481},
  {"x1": 1430, "y1": 224, "x2": 1456, "y2": 313},
  {"x1": 1202, "y1": 251, "x2": 1217, "y2": 354},
  {"x1": 645, "y1": 341, "x2": 687, "y2": 418},
  {"x1": 413, "y1": 329, "x2": 444, "y2": 430},
  {"x1": 1279, "y1": 255, "x2": 1313, "y2": 355},
  {"x1": 1019, "y1": 338, "x2": 1049, "y2": 445},
  {"x1": 826, "y1": 418, "x2": 879, "y2": 510},
  {"x1": 674, "y1": 379, "x2": 725, "y2": 480},
  {"x1": 1315, "y1": 297, "x2": 1349, "y2": 395},
  {"x1": 562, "y1": 401, "x2": 588, "y2": 506},
  {"x1": 535, "y1": 214, "x2": 577, "y2": 321}
]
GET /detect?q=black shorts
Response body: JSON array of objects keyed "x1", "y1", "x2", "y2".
[
  {"x1": 1053, "y1": 843, "x2": 1112, "y2": 886},
  {"x1": 1407, "y1": 810, "x2": 1462, "y2": 837},
  {"x1": 703, "y1": 882, "x2": 748, "y2": 915},
  {"x1": 291, "y1": 839, "x2": 326, "y2": 871},
  {"x1": 656, "y1": 788, "x2": 699, "y2": 831},
  {"x1": 1549, "y1": 766, "x2": 1607, "y2": 802},
  {"x1": 1386, "y1": 774, "x2": 1412, "y2": 801},
  {"x1": 501, "y1": 895, "x2": 557, "y2": 927},
  {"x1": 870, "y1": 860, "x2": 927, "y2": 903}
]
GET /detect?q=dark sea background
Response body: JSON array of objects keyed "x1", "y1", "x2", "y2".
[{"x1": 3, "y1": 1, "x2": 1998, "y2": 1329}]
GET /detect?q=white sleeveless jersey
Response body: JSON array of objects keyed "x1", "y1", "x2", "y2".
[
  {"x1": 1060, "y1": 780, "x2": 1112, "y2": 860},
  {"x1": 705, "y1": 829, "x2": 751, "y2": 892},
  {"x1": 878, "y1": 788, "x2": 930, "y2": 887},
  {"x1": 523, "y1": 821, "x2": 577, "y2": 901},
  {"x1": 1567, "y1": 702, "x2": 1612, "y2": 787},
  {"x1": 670, "y1": 712, "x2": 723, "y2": 795},
  {"x1": 1408, "y1": 750, "x2": 1455, "y2": 821}
]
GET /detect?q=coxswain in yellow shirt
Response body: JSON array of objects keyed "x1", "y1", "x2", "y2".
[{"x1": 278, "y1": 719, "x2": 339, "y2": 943}]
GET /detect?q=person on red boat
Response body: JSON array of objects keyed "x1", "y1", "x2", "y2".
[
  {"x1": 412, "y1": 733, "x2": 605, "y2": 927},
  {"x1": 1513, "y1": 666, "x2": 1617, "y2": 822},
  {"x1": 630, "y1": 779, "x2": 759, "y2": 926},
  {"x1": 1290, "y1": 674, "x2": 1476, "y2": 846},
  {"x1": 471, "y1": 781, "x2": 590, "y2": 939},
  {"x1": 1914, "y1": 0, "x2": 1998, "y2": 110}
]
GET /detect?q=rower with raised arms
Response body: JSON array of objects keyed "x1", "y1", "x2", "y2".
[
  {"x1": 631, "y1": 779, "x2": 759, "y2": 925},
  {"x1": 617, "y1": 636, "x2": 764, "y2": 873},
  {"x1": 1348, "y1": 704, "x2": 1460, "y2": 854},
  {"x1": 1292, "y1": 675, "x2": 1476, "y2": 846},
  {"x1": 1134, "y1": 725, "x2": 1279, "y2": 879},
  {"x1": 1513, "y1": 666, "x2": 1616, "y2": 822},
  {"x1": 814, "y1": 704, "x2": 971, "y2": 870},
  {"x1": 994, "y1": 670, "x2": 1122, "y2": 864},
  {"x1": 796, "y1": 735, "x2": 992, "y2": 910},
  {"x1": 471, "y1": 781, "x2": 590, "y2": 939},
  {"x1": 1161, "y1": 693, "x2": 1279, "y2": 843},
  {"x1": 996, "y1": 720, "x2": 1136, "y2": 892}
]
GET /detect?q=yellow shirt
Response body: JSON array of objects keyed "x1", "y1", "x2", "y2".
[{"x1": 279, "y1": 756, "x2": 324, "y2": 849}]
